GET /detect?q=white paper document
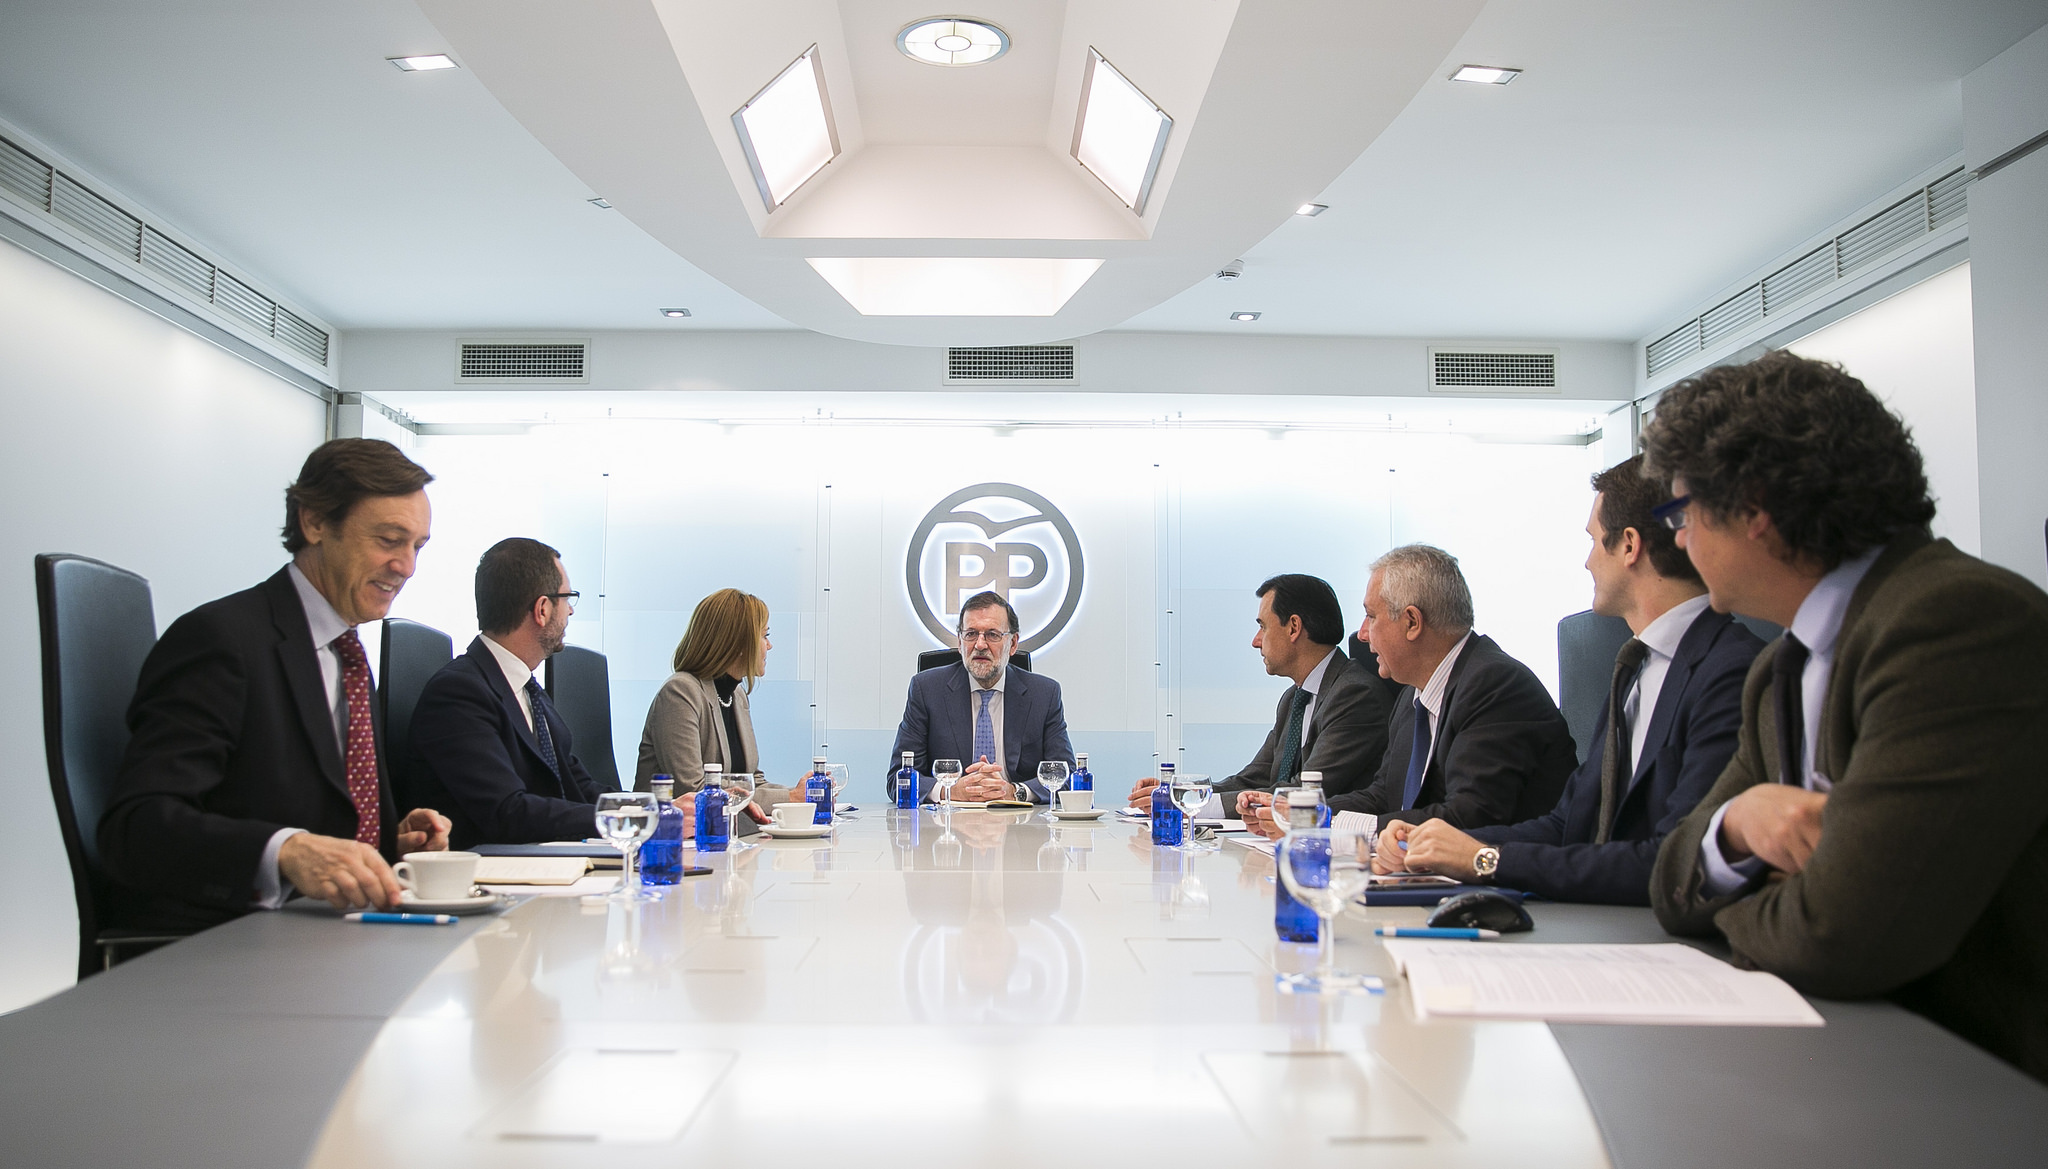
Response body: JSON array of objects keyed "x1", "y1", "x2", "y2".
[{"x1": 1381, "y1": 941, "x2": 1825, "y2": 1027}]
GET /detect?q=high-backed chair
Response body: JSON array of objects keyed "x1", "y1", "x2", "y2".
[
  {"x1": 35, "y1": 553, "x2": 185, "y2": 978},
  {"x1": 1734, "y1": 614, "x2": 1784, "y2": 643},
  {"x1": 1556, "y1": 609, "x2": 1635, "y2": 766},
  {"x1": 377, "y1": 617, "x2": 454, "y2": 813},
  {"x1": 546, "y1": 644, "x2": 621, "y2": 790},
  {"x1": 916, "y1": 648, "x2": 1032, "y2": 675}
]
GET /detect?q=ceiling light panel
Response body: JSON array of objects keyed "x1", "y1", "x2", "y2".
[
  {"x1": 1296, "y1": 203, "x2": 1328, "y2": 216},
  {"x1": 806, "y1": 257, "x2": 1104, "y2": 316},
  {"x1": 1449, "y1": 64, "x2": 1520, "y2": 84},
  {"x1": 1230, "y1": 312, "x2": 1260, "y2": 321},
  {"x1": 1071, "y1": 50, "x2": 1172, "y2": 215},
  {"x1": 732, "y1": 47, "x2": 839, "y2": 212},
  {"x1": 388, "y1": 54, "x2": 458, "y2": 71},
  {"x1": 897, "y1": 18, "x2": 1010, "y2": 67}
]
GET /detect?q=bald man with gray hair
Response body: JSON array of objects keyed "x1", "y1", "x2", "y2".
[{"x1": 1253, "y1": 544, "x2": 1577, "y2": 838}]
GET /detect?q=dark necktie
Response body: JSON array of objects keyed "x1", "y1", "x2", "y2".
[
  {"x1": 524, "y1": 677, "x2": 565, "y2": 792},
  {"x1": 1772, "y1": 634, "x2": 1811, "y2": 787},
  {"x1": 974, "y1": 689, "x2": 996, "y2": 770},
  {"x1": 1401, "y1": 695, "x2": 1433, "y2": 809},
  {"x1": 1594, "y1": 638, "x2": 1651, "y2": 844},
  {"x1": 330, "y1": 630, "x2": 382, "y2": 847},
  {"x1": 1274, "y1": 687, "x2": 1312, "y2": 785}
]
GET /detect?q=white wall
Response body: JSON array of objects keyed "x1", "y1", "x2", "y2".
[
  {"x1": 1964, "y1": 25, "x2": 2048, "y2": 587},
  {"x1": 1788, "y1": 263, "x2": 1980, "y2": 554},
  {"x1": 0, "y1": 238, "x2": 327, "y2": 1013}
]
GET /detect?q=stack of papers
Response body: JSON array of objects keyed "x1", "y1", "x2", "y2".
[
  {"x1": 1381, "y1": 941, "x2": 1825, "y2": 1026},
  {"x1": 474, "y1": 856, "x2": 591, "y2": 885}
]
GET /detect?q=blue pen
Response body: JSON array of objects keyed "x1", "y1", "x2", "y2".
[
  {"x1": 345, "y1": 912, "x2": 458, "y2": 925},
  {"x1": 1375, "y1": 926, "x2": 1500, "y2": 940}
]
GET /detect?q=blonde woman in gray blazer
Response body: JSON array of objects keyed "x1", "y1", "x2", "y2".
[{"x1": 636, "y1": 589, "x2": 794, "y2": 810}]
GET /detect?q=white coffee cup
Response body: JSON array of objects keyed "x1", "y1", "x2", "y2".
[
  {"x1": 772, "y1": 803, "x2": 815, "y2": 829},
  {"x1": 1058, "y1": 789, "x2": 1094, "y2": 812},
  {"x1": 392, "y1": 851, "x2": 480, "y2": 901}
]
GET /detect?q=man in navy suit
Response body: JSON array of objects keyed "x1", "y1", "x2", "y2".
[
  {"x1": 1375, "y1": 456, "x2": 1763, "y2": 903},
  {"x1": 887, "y1": 590, "x2": 1075, "y2": 803},
  {"x1": 409, "y1": 538, "x2": 608, "y2": 847}
]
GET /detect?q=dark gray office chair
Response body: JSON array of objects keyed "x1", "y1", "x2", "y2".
[
  {"x1": 546, "y1": 644, "x2": 621, "y2": 789},
  {"x1": 1557, "y1": 609, "x2": 1634, "y2": 766},
  {"x1": 377, "y1": 617, "x2": 454, "y2": 813},
  {"x1": 1733, "y1": 614, "x2": 1784, "y2": 643},
  {"x1": 35, "y1": 553, "x2": 187, "y2": 978},
  {"x1": 916, "y1": 648, "x2": 1032, "y2": 675}
]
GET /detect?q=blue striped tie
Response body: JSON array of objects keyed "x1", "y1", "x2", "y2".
[
  {"x1": 1400, "y1": 696, "x2": 1433, "y2": 809},
  {"x1": 525, "y1": 677, "x2": 563, "y2": 790},
  {"x1": 974, "y1": 689, "x2": 996, "y2": 770}
]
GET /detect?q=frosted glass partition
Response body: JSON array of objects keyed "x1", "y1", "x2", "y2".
[{"x1": 386, "y1": 397, "x2": 1608, "y2": 792}]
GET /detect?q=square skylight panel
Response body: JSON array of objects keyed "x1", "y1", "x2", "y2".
[
  {"x1": 732, "y1": 47, "x2": 839, "y2": 212},
  {"x1": 806, "y1": 258, "x2": 1105, "y2": 316},
  {"x1": 1071, "y1": 50, "x2": 1172, "y2": 215}
]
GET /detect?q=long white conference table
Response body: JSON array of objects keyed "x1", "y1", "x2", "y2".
[{"x1": 3, "y1": 807, "x2": 2044, "y2": 1167}]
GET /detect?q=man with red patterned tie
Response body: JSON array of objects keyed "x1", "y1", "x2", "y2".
[{"x1": 100, "y1": 439, "x2": 452, "y2": 932}]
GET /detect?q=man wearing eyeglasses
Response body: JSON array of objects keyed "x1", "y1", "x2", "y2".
[
  {"x1": 410, "y1": 537, "x2": 609, "y2": 847},
  {"x1": 887, "y1": 590, "x2": 1075, "y2": 803}
]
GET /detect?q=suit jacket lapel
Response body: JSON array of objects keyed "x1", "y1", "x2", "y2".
[
  {"x1": 1003, "y1": 669, "x2": 1030, "y2": 777},
  {"x1": 266, "y1": 570, "x2": 347, "y2": 797},
  {"x1": 1627, "y1": 610, "x2": 1721, "y2": 789},
  {"x1": 693, "y1": 673, "x2": 735, "y2": 766},
  {"x1": 469, "y1": 638, "x2": 553, "y2": 776}
]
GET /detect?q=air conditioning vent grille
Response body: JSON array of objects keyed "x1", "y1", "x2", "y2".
[
  {"x1": 947, "y1": 345, "x2": 1075, "y2": 381},
  {"x1": 459, "y1": 342, "x2": 587, "y2": 381},
  {"x1": 1642, "y1": 166, "x2": 1969, "y2": 379},
  {"x1": 0, "y1": 130, "x2": 331, "y2": 370},
  {"x1": 1431, "y1": 350, "x2": 1556, "y2": 389}
]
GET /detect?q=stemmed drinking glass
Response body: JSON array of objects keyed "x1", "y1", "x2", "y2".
[
  {"x1": 722, "y1": 771, "x2": 757, "y2": 850},
  {"x1": 933, "y1": 758, "x2": 963, "y2": 805},
  {"x1": 594, "y1": 791, "x2": 662, "y2": 902},
  {"x1": 1276, "y1": 823, "x2": 1379, "y2": 993},
  {"x1": 825, "y1": 763, "x2": 850, "y2": 815},
  {"x1": 1173, "y1": 775, "x2": 1215, "y2": 852},
  {"x1": 1036, "y1": 760, "x2": 1070, "y2": 819}
]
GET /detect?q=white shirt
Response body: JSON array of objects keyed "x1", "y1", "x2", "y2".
[
  {"x1": 256, "y1": 565, "x2": 364, "y2": 908},
  {"x1": 1625, "y1": 594, "x2": 1713, "y2": 780},
  {"x1": 1699, "y1": 547, "x2": 1884, "y2": 894},
  {"x1": 1412, "y1": 632, "x2": 1474, "y2": 776},
  {"x1": 1295, "y1": 648, "x2": 1339, "y2": 748},
  {"x1": 481, "y1": 634, "x2": 538, "y2": 731}
]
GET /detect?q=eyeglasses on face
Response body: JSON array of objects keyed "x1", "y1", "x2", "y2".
[
  {"x1": 543, "y1": 591, "x2": 580, "y2": 605},
  {"x1": 1651, "y1": 495, "x2": 1692, "y2": 531},
  {"x1": 957, "y1": 628, "x2": 1014, "y2": 645}
]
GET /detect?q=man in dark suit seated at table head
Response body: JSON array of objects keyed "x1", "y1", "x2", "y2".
[
  {"x1": 1124, "y1": 573, "x2": 1393, "y2": 810},
  {"x1": 1375, "y1": 456, "x2": 1763, "y2": 902},
  {"x1": 1642, "y1": 352, "x2": 2048, "y2": 1083},
  {"x1": 98, "y1": 439, "x2": 453, "y2": 930},
  {"x1": 409, "y1": 538, "x2": 609, "y2": 847},
  {"x1": 1249, "y1": 544, "x2": 1577, "y2": 836},
  {"x1": 887, "y1": 590, "x2": 1074, "y2": 803}
]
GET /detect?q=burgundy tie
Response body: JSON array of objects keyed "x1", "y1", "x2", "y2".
[{"x1": 331, "y1": 630, "x2": 382, "y2": 847}]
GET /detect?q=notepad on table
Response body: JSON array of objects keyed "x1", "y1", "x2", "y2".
[
  {"x1": 1381, "y1": 940, "x2": 1825, "y2": 1027},
  {"x1": 473, "y1": 856, "x2": 592, "y2": 885}
]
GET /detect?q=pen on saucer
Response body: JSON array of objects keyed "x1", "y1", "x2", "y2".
[
  {"x1": 345, "y1": 912, "x2": 458, "y2": 925},
  {"x1": 1375, "y1": 926, "x2": 1500, "y2": 940}
]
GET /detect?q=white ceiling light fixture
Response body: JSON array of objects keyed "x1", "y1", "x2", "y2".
[
  {"x1": 1229, "y1": 311, "x2": 1261, "y2": 322},
  {"x1": 732, "y1": 46, "x2": 840, "y2": 212},
  {"x1": 661, "y1": 308, "x2": 691, "y2": 318},
  {"x1": 897, "y1": 18, "x2": 1010, "y2": 67},
  {"x1": 1449, "y1": 64, "x2": 1521, "y2": 85},
  {"x1": 1296, "y1": 203, "x2": 1328, "y2": 216},
  {"x1": 806, "y1": 257, "x2": 1104, "y2": 316},
  {"x1": 1071, "y1": 49, "x2": 1172, "y2": 215},
  {"x1": 587, "y1": 197, "x2": 613, "y2": 209},
  {"x1": 387, "y1": 54, "x2": 458, "y2": 72}
]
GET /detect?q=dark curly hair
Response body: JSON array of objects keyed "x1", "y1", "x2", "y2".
[{"x1": 1640, "y1": 351, "x2": 1933, "y2": 571}]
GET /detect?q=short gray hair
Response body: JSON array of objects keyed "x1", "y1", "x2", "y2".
[{"x1": 1369, "y1": 544, "x2": 1474, "y2": 637}]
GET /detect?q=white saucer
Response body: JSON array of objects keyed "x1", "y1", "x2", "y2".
[
  {"x1": 1050, "y1": 808, "x2": 1107, "y2": 821},
  {"x1": 396, "y1": 889, "x2": 509, "y2": 915},
  {"x1": 760, "y1": 823, "x2": 833, "y2": 839}
]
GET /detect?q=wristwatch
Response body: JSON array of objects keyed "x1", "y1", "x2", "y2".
[{"x1": 1472, "y1": 846, "x2": 1500, "y2": 882}]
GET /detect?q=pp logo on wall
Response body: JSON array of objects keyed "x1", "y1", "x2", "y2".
[{"x1": 905, "y1": 483, "x2": 1084, "y2": 654}]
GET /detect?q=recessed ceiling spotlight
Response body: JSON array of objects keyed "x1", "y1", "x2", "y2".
[
  {"x1": 1072, "y1": 50, "x2": 1172, "y2": 215},
  {"x1": 388, "y1": 54, "x2": 458, "y2": 72},
  {"x1": 587, "y1": 197, "x2": 613, "y2": 209},
  {"x1": 1296, "y1": 203, "x2": 1328, "y2": 216},
  {"x1": 1449, "y1": 64, "x2": 1520, "y2": 85},
  {"x1": 732, "y1": 47, "x2": 840, "y2": 212},
  {"x1": 1230, "y1": 311, "x2": 1261, "y2": 322},
  {"x1": 897, "y1": 18, "x2": 1010, "y2": 66},
  {"x1": 661, "y1": 308, "x2": 692, "y2": 318}
]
